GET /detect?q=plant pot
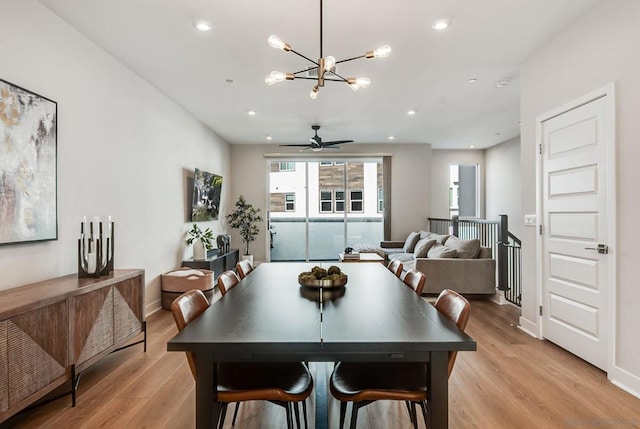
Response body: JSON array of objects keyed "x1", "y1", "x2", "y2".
[
  {"x1": 193, "y1": 239, "x2": 207, "y2": 261},
  {"x1": 241, "y1": 254, "x2": 254, "y2": 265}
]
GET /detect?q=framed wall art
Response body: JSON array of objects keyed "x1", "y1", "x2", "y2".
[{"x1": 0, "y1": 78, "x2": 57, "y2": 245}]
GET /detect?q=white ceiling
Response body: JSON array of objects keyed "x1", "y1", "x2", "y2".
[{"x1": 38, "y1": 0, "x2": 600, "y2": 149}]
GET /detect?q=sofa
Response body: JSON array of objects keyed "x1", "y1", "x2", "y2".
[{"x1": 361, "y1": 230, "x2": 496, "y2": 295}]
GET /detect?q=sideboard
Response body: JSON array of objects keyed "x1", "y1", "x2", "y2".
[
  {"x1": 182, "y1": 248, "x2": 239, "y2": 278},
  {"x1": 0, "y1": 269, "x2": 145, "y2": 423}
]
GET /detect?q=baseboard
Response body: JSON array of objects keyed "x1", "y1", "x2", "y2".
[
  {"x1": 145, "y1": 299, "x2": 162, "y2": 317},
  {"x1": 609, "y1": 365, "x2": 640, "y2": 399},
  {"x1": 489, "y1": 290, "x2": 506, "y2": 305},
  {"x1": 518, "y1": 316, "x2": 539, "y2": 338}
]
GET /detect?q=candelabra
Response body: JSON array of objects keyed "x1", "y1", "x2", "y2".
[{"x1": 78, "y1": 216, "x2": 114, "y2": 278}]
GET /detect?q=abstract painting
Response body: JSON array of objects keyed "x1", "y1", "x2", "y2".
[
  {"x1": 191, "y1": 168, "x2": 223, "y2": 221},
  {"x1": 0, "y1": 78, "x2": 57, "y2": 245}
]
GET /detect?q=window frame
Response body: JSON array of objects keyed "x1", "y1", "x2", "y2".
[
  {"x1": 284, "y1": 193, "x2": 295, "y2": 212},
  {"x1": 349, "y1": 189, "x2": 364, "y2": 213},
  {"x1": 279, "y1": 161, "x2": 295, "y2": 172},
  {"x1": 335, "y1": 189, "x2": 345, "y2": 213},
  {"x1": 320, "y1": 190, "x2": 333, "y2": 213}
]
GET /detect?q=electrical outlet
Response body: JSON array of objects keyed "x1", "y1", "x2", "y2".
[{"x1": 524, "y1": 214, "x2": 536, "y2": 226}]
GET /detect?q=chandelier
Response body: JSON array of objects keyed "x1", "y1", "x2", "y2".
[{"x1": 264, "y1": 0, "x2": 391, "y2": 99}]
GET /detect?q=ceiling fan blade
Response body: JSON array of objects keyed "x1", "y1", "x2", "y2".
[{"x1": 322, "y1": 140, "x2": 354, "y2": 146}]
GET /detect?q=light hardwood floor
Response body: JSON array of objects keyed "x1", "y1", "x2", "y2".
[{"x1": 3, "y1": 298, "x2": 640, "y2": 428}]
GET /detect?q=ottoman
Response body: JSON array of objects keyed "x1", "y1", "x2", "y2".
[{"x1": 161, "y1": 267, "x2": 214, "y2": 310}]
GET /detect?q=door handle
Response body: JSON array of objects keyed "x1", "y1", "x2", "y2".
[{"x1": 584, "y1": 244, "x2": 609, "y2": 254}]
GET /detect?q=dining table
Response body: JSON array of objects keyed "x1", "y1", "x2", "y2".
[{"x1": 167, "y1": 262, "x2": 476, "y2": 428}]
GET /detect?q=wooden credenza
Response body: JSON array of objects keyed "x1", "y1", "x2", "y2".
[{"x1": 0, "y1": 269, "x2": 145, "y2": 423}]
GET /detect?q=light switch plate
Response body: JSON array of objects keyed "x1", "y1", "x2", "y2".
[{"x1": 524, "y1": 214, "x2": 536, "y2": 226}]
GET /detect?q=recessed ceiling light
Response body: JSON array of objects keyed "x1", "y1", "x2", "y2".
[
  {"x1": 496, "y1": 80, "x2": 510, "y2": 88},
  {"x1": 469, "y1": 145, "x2": 476, "y2": 148},
  {"x1": 432, "y1": 19, "x2": 450, "y2": 31},
  {"x1": 266, "y1": 135, "x2": 273, "y2": 140},
  {"x1": 407, "y1": 110, "x2": 416, "y2": 116},
  {"x1": 194, "y1": 20, "x2": 213, "y2": 32},
  {"x1": 467, "y1": 78, "x2": 477, "y2": 84},
  {"x1": 388, "y1": 136, "x2": 395, "y2": 140},
  {"x1": 247, "y1": 110, "x2": 256, "y2": 116}
]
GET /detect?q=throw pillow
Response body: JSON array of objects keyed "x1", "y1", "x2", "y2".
[
  {"x1": 444, "y1": 236, "x2": 480, "y2": 259},
  {"x1": 402, "y1": 231, "x2": 421, "y2": 253},
  {"x1": 431, "y1": 234, "x2": 450, "y2": 244},
  {"x1": 427, "y1": 244, "x2": 458, "y2": 258},
  {"x1": 419, "y1": 230, "x2": 433, "y2": 239},
  {"x1": 413, "y1": 238, "x2": 436, "y2": 258}
]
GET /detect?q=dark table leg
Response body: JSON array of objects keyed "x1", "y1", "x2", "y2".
[
  {"x1": 195, "y1": 353, "x2": 217, "y2": 429},
  {"x1": 427, "y1": 351, "x2": 449, "y2": 429},
  {"x1": 314, "y1": 362, "x2": 329, "y2": 429}
]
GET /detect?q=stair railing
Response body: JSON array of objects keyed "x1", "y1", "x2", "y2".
[{"x1": 427, "y1": 215, "x2": 522, "y2": 306}]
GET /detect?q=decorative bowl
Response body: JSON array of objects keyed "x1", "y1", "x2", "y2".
[{"x1": 298, "y1": 275, "x2": 347, "y2": 289}]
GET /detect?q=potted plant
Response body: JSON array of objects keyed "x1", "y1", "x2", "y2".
[
  {"x1": 226, "y1": 195, "x2": 263, "y2": 264},
  {"x1": 185, "y1": 224, "x2": 214, "y2": 260}
]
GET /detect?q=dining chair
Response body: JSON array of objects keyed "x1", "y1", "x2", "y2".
[
  {"x1": 329, "y1": 289, "x2": 471, "y2": 429},
  {"x1": 403, "y1": 269, "x2": 426, "y2": 296},
  {"x1": 387, "y1": 259, "x2": 403, "y2": 278},
  {"x1": 236, "y1": 259, "x2": 254, "y2": 279},
  {"x1": 218, "y1": 270, "x2": 240, "y2": 296},
  {"x1": 171, "y1": 289, "x2": 313, "y2": 429}
]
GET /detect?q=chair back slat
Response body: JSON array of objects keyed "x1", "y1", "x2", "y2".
[
  {"x1": 403, "y1": 269, "x2": 426, "y2": 295},
  {"x1": 387, "y1": 260, "x2": 403, "y2": 278},
  {"x1": 171, "y1": 289, "x2": 210, "y2": 378},
  {"x1": 434, "y1": 289, "x2": 471, "y2": 377},
  {"x1": 236, "y1": 260, "x2": 254, "y2": 279},
  {"x1": 218, "y1": 270, "x2": 240, "y2": 296}
]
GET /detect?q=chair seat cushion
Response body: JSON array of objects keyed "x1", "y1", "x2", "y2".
[
  {"x1": 218, "y1": 362, "x2": 313, "y2": 402},
  {"x1": 330, "y1": 362, "x2": 427, "y2": 402}
]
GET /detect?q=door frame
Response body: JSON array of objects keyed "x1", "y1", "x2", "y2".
[{"x1": 535, "y1": 83, "x2": 616, "y2": 372}]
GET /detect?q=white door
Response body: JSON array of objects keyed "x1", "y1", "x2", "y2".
[{"x1": 539, "y1": 90, "x2": 615, "y2": 371}]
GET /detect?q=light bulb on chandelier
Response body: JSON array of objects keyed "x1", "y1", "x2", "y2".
[{"x1": 264, "y1": 0, "x2": 390, "y2": 98}]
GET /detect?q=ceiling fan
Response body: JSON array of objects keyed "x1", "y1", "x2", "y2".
[{"x1": 279, "y1": 125, "x2": 354, "y2": 152}]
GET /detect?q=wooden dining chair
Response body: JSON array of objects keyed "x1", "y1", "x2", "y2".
[
  {"x1": 171, "y1": 289, "x2": 313, "y2": 429},
  {"x1": 403, "y1": 269, "x2": 426, "y2": 296},
  {"x1": 217, "y1": 270, "x2": 240, "y2": 296},
  {"x1": 387, "y1": 259, "x2": 403, "y2": 278},
  {"x1": 236, "y1": 259, "x2": 254, "y2": 279},
  {"x1": 329, "y1": 289, "x2": 471, "y2": 429}
]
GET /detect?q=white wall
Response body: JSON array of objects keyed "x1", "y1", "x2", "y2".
[
  {"x1": 485, "y1": 136, "x2": 522, "y2": 239},
  {"x1": 229, "y1": 143, "x2": 431, "y2": 262},
  {"x1": 430, "y1": 150, "x2": 485, "y2": 219},
  {"x1": 0, "y1": 0, "x2": 231, "y2": 313},
  {"x1": 520, "y1": 0, "x2": 640, "y2": 395}
]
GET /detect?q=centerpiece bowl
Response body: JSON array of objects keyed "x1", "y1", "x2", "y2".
[{"x1": 298, "y1": 265, "x2": 347, "y2": 289}]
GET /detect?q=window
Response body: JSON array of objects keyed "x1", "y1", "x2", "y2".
[
  {"x1": 320, "y1": 161, "x2": 344, "y2": 166},
  {"x1": 279, "y1": 162, "x2": 295, "y2": 172},
  {"x1": 285, "y1": 193, "x2": 295, "y2": 211},
  {"x1": 449, "y1": 164, "x2": 479, "y2": 218},
  {"x1": 320, "y1": 190, "x2": 332, "y2": 213},
  {"x1": 350, "y1": 190, "x2": 363, "y2": 212},
  {"x1": 335, "y1": 190, "x2": 345, "y2": 212},
  {"x1": 378, "y1": 188, "x2": 384, "y2": 213}
]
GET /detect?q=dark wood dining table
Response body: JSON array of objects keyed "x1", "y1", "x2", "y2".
[{"x1": 167, "y1": 262, "x2": 476, "y2": 428}]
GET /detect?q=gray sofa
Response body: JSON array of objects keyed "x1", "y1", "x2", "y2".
[{"x1": 369, "y1": 231, "x2": 496, "y2": 295}]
